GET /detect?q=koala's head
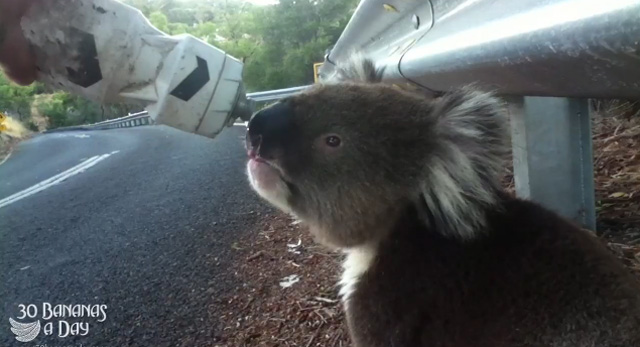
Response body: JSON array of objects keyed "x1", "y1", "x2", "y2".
[{"x1": 245, "y1": 59, "x2": 508, "y2": 249}]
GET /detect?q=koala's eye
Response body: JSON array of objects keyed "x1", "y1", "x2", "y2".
[{"x1": 325, "y1": 135, "x2": 342, "y2": 147}]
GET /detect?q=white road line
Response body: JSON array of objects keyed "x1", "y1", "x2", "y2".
[
  {"x1": 0, "y1": 151, "x2": 119, "y2": 209},
  {"x1": 0, "y1": 150, "x2": 13, "y2": 166},
  {"x1": 2, "y1": 155, "x2": 104, "y2": 201}
]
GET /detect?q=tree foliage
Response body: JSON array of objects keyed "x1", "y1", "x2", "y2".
[
  {"x1": 0, "y1": 73, "x2": 42, "y2": 121},
  {"x1": 0, "y1": 71, "x2": 135, "y2": 130}
]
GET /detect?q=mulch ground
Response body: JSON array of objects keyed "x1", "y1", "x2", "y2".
[
  {"x1": 216, "y1": 215, "x2": 347, "y2": 347},
  {"x1": 214, "y1": 111, "x2": 640, "y2": 347}
]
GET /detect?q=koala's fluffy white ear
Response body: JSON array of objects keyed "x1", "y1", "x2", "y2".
[
  {"x1": 321, "y1": 53, "x2": 385, "y2": 84},
  {"x1": 417, "y1": 87, "x2": 509, "y2": 240}
]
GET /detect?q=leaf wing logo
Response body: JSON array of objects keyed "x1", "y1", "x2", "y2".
[{"x1": 9, "y1": 318, "x2": 41, "y2": 342}]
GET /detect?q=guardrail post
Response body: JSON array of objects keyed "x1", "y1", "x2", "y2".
[{"x1": 508, "y1": 97, "x2": 596, "y2": 231}]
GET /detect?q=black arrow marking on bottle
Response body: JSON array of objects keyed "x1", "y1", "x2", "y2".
[
  {"x1": 66, "y1": 27, "x2": 103, "y2": 88},
  {"x1": 170, "y1": 57, "x2": 210, "y2": 102}
]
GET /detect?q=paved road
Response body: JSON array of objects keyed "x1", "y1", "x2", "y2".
[{"x1": 0, "y1": 125, "x2": 273, "y2": 346}]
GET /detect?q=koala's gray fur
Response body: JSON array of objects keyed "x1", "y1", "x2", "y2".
[
  {"x1": 321, "y1": 53, "x2": 385, "y2": 84},
  {"x1": 245, "y1": 57, "x2": 640, "y2": 347}
]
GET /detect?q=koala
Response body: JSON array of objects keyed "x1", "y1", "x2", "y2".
[{"x1": 244, "y1": 58, "x2": 640, "y2": 347}]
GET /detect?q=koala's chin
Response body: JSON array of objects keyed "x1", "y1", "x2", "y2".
[{"x1": 246, "y1": 159, "x2": 293, "y2": 215}]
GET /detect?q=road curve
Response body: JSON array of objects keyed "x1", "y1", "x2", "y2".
[{"x1": 0, "y1": 125, "x2": 275, "y2": 346}]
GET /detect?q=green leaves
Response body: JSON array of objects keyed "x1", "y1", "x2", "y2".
[
  {"x1": 0, "y1": 72, "x2": 39, "y2": 120},
  {"x1": 0, "y1": 70, "x2": 135, "y2": 130}
]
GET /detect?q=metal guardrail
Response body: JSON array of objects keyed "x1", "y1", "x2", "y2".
[
  {"x1": 87, "y1": 111, "x2": 153, "y2": 129},
  {"x1": 317, "y1": 0, "x2": 640, "y2": 231},
  {"x1": 44, "y1": 111, "x2": 153, "y2": 134},
  {"x1": 246, "y1": 85, "x2": 312, "y2": 103},
  {"x1": 319, "y1": 0, "x2": 640, "y2": 99}
]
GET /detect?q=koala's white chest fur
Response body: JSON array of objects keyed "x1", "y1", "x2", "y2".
[{"x1": 339, "y1": 244, "x2": 377, "y2": 307}]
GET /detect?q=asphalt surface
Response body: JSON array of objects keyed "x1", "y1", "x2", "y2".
[{"x1": 0, "y1": 125, "x2": 274, "y2": 346}]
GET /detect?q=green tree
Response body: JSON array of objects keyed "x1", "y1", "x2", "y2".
[
  {"x1": 35, "y1": 92, "x2": 74, "y2": 128},
  {"x1": 0, "y1": 72, "x2": 41, "y2": 120}
]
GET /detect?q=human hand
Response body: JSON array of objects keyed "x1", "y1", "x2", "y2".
[{"x1": 0, "y1": 0, "x2": 39, "y2": 85}]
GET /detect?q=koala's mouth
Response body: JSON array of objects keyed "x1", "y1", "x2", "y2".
[
  {"x1": 248, "y1": 158, "x2": 290, "y2": 189},
  {"x1": 247, "y1": 157, "x2": 297, "y2": 213},
  {"x1": 250, "y1": 157, "x2": 282, "y2": 175}
]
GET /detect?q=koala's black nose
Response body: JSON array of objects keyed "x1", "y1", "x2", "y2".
[{"x1": 247, "y1": 101, "x2": 294, "y2": 155}]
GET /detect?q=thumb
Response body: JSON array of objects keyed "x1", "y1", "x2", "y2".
[
  {"x1": 0, "y1": 0, "x2": 40, "y2": 85},
  {"x1": 0, "y1": 26, "x2": 37, "y2": 85}
]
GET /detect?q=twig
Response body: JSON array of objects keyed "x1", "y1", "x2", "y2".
[
  {"x1": 242, "y1": 296, "x2": 256, "y2": 310},
  {"x1": 247, "y1": 251, "x2": 265, "y2": 261},
  {"x1": 330, "y1": 330, "x2": 343, "y2": 347},
  {"x1": 613, "y1": 124, "x2": 622, "y2": 136},
  {"x1": 603, "y1": 127, "x2": 640, "y2": 143},
  {"x1": 305, "y1": 322, "x2": 324, "y2": 347},
  {"x1": 598, "y1": 196, "x2": 640, "y2": 204},
  {"x1": 313, "y1": 296, "x2": 339, "y2": 304},
  {"x1": 313, "y1": 309, "x2": 328, "y2": 324}
]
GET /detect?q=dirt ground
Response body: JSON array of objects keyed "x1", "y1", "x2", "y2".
[
  {"x1": 0, "y1": 115, "x2": 32, "y2": 162},
  {"x1": 215, "y1": 110, "x2": 640, "y2": 347}
]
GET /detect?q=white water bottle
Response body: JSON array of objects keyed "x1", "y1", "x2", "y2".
[{"x1": 21, "y1": 0, "x2": 253, "y2": 138}]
